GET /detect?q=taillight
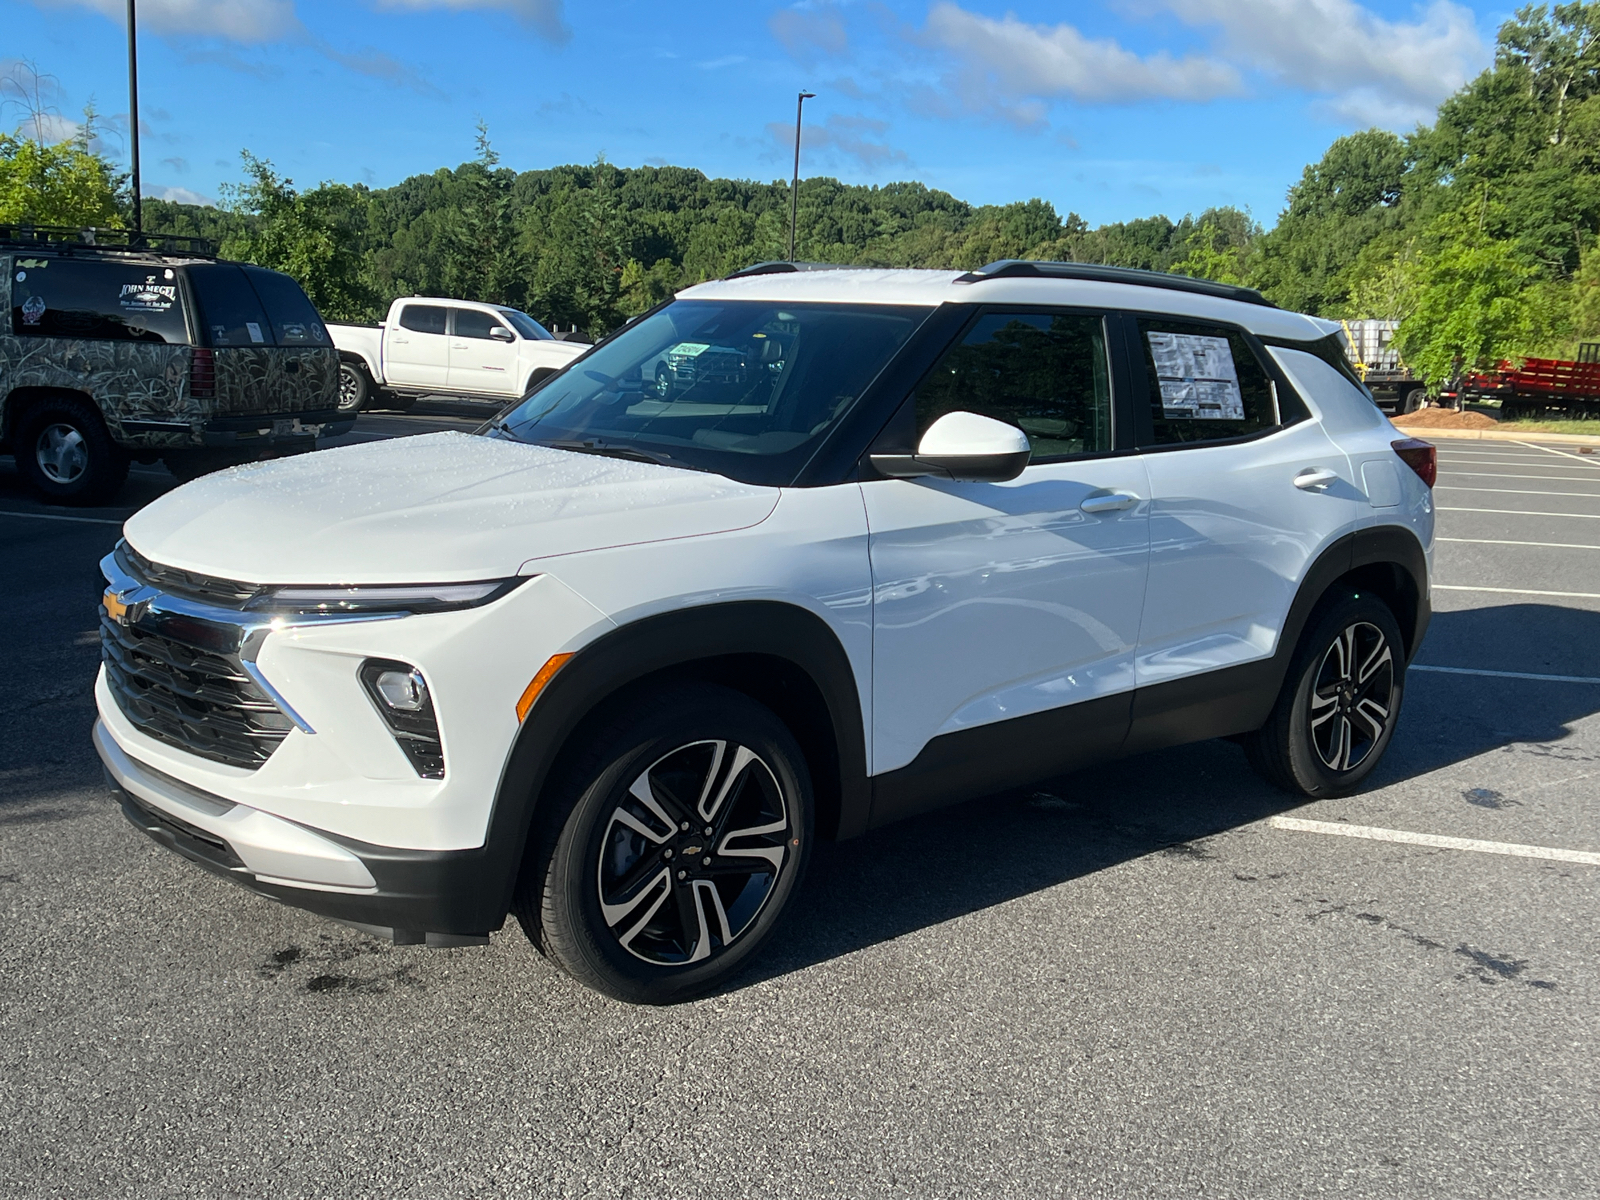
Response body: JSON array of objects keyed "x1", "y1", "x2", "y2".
[
  {"x1": 1391, "y1": 437, "x2": 1436, "y2": 488},
  {"x1": 190, "y1": 347, "x2": 215, "y2": 399}
]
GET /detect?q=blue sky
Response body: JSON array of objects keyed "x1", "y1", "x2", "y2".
[{"x1": 6, "y1": 0, "x2": 1512, "y2": 229}]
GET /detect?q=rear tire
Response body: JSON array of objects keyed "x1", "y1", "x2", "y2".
[
  {"x1": 336, "y1": 361, "x2": 370, "y2": 415},
  {"x1": 1243, "y1": 589, "x2": 1406, "y2": 798},
  {"x1": 516, "y1": 682, "x2": 812, "y2": 1004},
  {"x1": 1399, "y1": 385, "x2": 1426, "y2": 414},
  {"x1": 17, "y1": 396, "x2": 129, "y2": 506}
]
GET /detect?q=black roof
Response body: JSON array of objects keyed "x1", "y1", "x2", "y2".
[
  {"x1": 0, "y1": 224, "x2": 218, "y2": 260},
  {"x1": 955, "y1": 259, "x2": 1275, "y2": 307}
]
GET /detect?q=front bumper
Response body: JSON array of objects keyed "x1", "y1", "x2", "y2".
[{"x1": 97, "y1": 720, "x2": 496, "y2": 944}]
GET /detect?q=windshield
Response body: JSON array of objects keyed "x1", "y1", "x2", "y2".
[
  {"x1": 500, "y1": 308, "x2": 553, "y2": 340},
  {"x1": 491, "y1": 300, "x2": 928, "y2": 485}
]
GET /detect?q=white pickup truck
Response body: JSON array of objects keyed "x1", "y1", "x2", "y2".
[{"x1": 329, "y1": 298, "x2": 588, "y2": 413}]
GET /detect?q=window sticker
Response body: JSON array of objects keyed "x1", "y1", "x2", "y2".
[
  {"x1": 21, "y1": 295, "x2": 46, "y2": 325},
  {"x1": 282, "y1": 322, "x2": 306, "y2": 340},
  {"x1": 15, "y1": 270, "x2": 25, "y2": 282},
  {"x1": 1146, "y1": 331, "x2": 1244, "y2": 420},
  {"x1": 246, "y1": 321, "x2": 265, "y2": 344},
  {"x1": 120, "y1": 275, "x2": 178, "y2": 313}
]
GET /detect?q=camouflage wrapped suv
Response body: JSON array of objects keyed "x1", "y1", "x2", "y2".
[{"x1": 1, "y1": 227, "x2": 349, "y2": 505}]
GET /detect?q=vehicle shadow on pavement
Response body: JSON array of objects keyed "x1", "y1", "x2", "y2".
[{"x1": 744, "y1": 602, "x2": 1600, "y2": 989}]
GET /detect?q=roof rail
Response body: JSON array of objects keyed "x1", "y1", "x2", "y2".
[
  {"x1": 723, "y1": 261, "x2": 851, "y2": 279},
  {"x1": 0, "y1": 224, "x2": 219, "y2": 259},
  {"x1": 954, "y1": 259, "x2": 1275, "y2": 308}
]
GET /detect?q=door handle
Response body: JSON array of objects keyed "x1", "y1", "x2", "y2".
[
  {"x1": 1293, "y1": 467, "x2": 1339, "y2": 491},
  {"x1": 391, "y1": 336, "x2": 408, "y2": 344},
  {"x1": 1079, "y1": 491, "x2": 1141, "y2": 514},
  {"x1": 451, "y1": 341, "x2": 469, "y2": 349}
]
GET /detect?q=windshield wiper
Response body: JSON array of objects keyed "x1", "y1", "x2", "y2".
[{"x1": 537, "y1": 439, "x2": 698, "y2": 471}]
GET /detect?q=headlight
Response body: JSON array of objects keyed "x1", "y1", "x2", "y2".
[{"x1": 246, "y1": 578, "x2": 526, "y2": 615}]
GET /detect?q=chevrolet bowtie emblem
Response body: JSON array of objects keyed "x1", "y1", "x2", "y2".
[{"x1": 102, "y1": 588, "x2": 140, "y2": 626}]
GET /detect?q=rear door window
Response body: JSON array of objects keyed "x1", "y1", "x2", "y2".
[
  {"x1": 242, "y1": 266, "x2": 327, "y2": 346},
  {"x1": 187, "y1": 264, "x2": 273, "y2": 347},
  {"x1": 912, "y1": 310, "x2": 1112, "y2": 459},
  {"x1": 398, "y1": 304, "x2": 448, "y2": 335},
  {"x1": 1135, "y1": 317, "x2": 1304, "y2": 445},
  {"x1": 10, "y1": 257, "x2": 189, "y2": 343}
]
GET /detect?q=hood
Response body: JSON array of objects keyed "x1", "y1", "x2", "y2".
[{"x1": 123, "y1": 432, "x2": 779, "y2": 584}]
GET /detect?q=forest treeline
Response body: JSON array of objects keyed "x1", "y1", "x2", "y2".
[{"x1": 6, "y1": 3, "x2": 1600, "y2": 382}]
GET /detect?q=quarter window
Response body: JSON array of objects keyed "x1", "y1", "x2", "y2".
[
  {"x1": 1136, "y1": 318, "x2": 1300, "y2": 445},
  {"x1": 454, "y1": 309, "x2": 507, "y2": 340},
  {"x1": 10, "y1": 258, "x2": 189, "y2": 344},
  {"x1": 399, "y1": 304, "x2": 448, "y2": 335},
  {"x1": 913, "y1": 311, "x2": 1112, "y2": 459}
]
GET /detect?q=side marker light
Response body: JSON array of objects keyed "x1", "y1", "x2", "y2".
[{"x1": 516, "y1": 653, "x2": 574, "y2": 722}]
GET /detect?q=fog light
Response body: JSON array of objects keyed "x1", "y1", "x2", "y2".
[
  {"x1": 374, "y1": 667, "x2": 428, "y2": 711},
  {"x1": 359, "y1": 659, "x2": 444, "y2": 779}
]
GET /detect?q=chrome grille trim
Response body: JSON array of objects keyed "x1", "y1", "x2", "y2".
[{"x1": 99, "y1": 550, "x2": 401, "y2": 771}]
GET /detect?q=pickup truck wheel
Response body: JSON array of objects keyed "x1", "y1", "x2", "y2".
[
  {"x1": 336, "y1": 361, "x2": 369, "y2": 415},
  {"x1": 1243, "y1": 590, "x2": 1405, "y2": 798},
  {"x1": 654, "y1": 363, "x2": 675, "y2": 398},
  {"x1": 518, "y1": 682, "x2": 812, "y2": 1004},
  {"x1": 1399, "y1": 385, "x2": 1426, "y2": 414},
  {"x1": 18, "y1": 397, "x2": 129, "y2": 506}
]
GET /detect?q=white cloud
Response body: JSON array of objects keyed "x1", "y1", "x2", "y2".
[
  {"x1": 922, "y1": 1, "x2": 1243, "y2": 122},
  {"x1": 374, "y1": 0, "x2": 568, "y2": 43},
  {"x1": 145, "y1": 184, "x2": 216, "y2": 206},
  {"x1": 767, "y1": 112, "x2": 909, "y2": 170},
  {"x1": 35, "y1": 0, "x2": 299, "y2": 41},
  {"x1": 1149, "y1": 0, "x2": 1488, "y2": 124},
  {"x1": 770, "y1": 3, "x2": 849, "y2": 62}
]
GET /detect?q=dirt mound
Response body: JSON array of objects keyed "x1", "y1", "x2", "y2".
[{"x1": 1391, "y1": 407, "x2": 1501, "y2": 429}]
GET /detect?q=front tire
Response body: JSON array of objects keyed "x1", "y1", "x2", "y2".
[
  {"x1": 17, "y1": 396, "x2": 129, "y2": 506},
  {"x1": 517, "y1": 683, "x2": 812, "y2": 1004},
  {"x1": 1244, "y1": 590, "x2": 1406, "y2": 797}
]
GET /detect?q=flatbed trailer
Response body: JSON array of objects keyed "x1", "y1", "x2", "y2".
[{"x1": 1451, "y1": 345, "x2": 1600, "y2": 417}]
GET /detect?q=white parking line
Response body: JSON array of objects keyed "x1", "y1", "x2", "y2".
[
  {"x1": 1412, "y1": 664, "x2": 1600, "y2": 684},
  {"x1": 1441, "y1": 471, "x2": 1600, "y2": 482},
  {"x1": 1435, "y1": 485, "x2": 1600, "y2": 497},
  {"x1": 1435, "y1": 583, "x2": 1600, "y2": 598},
  {"x1": 0, "y1": 510, "x2": 124, "y2": 526},
  {"x1": 1516, "y1": 441, "x2": 1600, "y2": 468},
  {"x1": 1436, "y1": 536, "x2": 1600, "y2": 549},
  {"x1": 1439, "y1": 506, "x2": 1600, "y2": 519},
  {"x1": 1269, "y1": 816, "x2": 1600, "y2": 865}
]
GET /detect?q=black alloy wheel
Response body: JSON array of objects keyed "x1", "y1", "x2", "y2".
[
  {"x1": 1244, "y1": 589, "x2": 1407, "y2": 797},
  {"x1": 336, "y1": 361, "x2": 369, "y2": 415},
  {"x1": 1308, "y1": 621, "x2": 1395, "y2": 773},
  {"x1": 17, "y1": 396, "x2": 129, "y2": 506},
  {"x1": 654, "y1": 363, "x2": 675, "y2": 398},
  {"x1": 519, "y1": 683, "x2": 812, "y2": 1004}
]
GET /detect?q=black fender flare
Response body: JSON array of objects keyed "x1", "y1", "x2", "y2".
[
  {"x1": 470, "y1": 600, "x2": 871, "y2": 927},
  {"x1": 1122, "y1": 522, "x2": 1430, "y2": 756}
]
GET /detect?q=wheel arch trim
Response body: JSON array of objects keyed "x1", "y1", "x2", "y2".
[{"x1": 475, "y1": 599, "x2": 870, "y2": 928}]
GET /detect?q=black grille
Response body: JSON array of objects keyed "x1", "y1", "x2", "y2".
[
  {"x1": 117, "y1": 542, "x2": 264, "y2": 609},
  {"x1": 101, "y1": 615, "x2": 293, "y2": 769}
]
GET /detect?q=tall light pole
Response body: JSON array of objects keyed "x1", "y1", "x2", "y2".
[
  {"x1": 126, "y1": 0, "x2": 142, "y2": 236},
  {"x1": 787, "y1": 91, "x2": 812, "y2": 262}
]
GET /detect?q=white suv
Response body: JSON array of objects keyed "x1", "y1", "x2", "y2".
[{"x1": 94, "y1": 261, "x2": 1435, "y2": 1003}]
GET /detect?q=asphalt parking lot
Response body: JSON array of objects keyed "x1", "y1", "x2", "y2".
[{"x1": 1, "y1": 422, "x2": 1596, "y2": 1198}]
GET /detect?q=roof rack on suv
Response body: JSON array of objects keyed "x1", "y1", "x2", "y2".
[
  {"x1": 954, "y1": 259, "x2": 1275, "y2": 308},
  {"x1": 723, "y1": 261, "x2": 851, "y2": 279},
  {"x1": 0, "y1": 223, "x2": 219, "y2": 258}
]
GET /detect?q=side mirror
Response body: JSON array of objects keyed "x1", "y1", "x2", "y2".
[
  {"x1": 870, "y1": 411, "x2": 1031, "y2": 482},
  {"x1": 490, "y1": 325, "x2": 515, "y2": 342}
]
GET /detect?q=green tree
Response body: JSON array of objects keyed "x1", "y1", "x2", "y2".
[
  {"x1": 0, "y1": 113, "x2": 124, "y2": 227},
  {"x1": 219, "y1": 152, "x2": 375, "y2": 322}
]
